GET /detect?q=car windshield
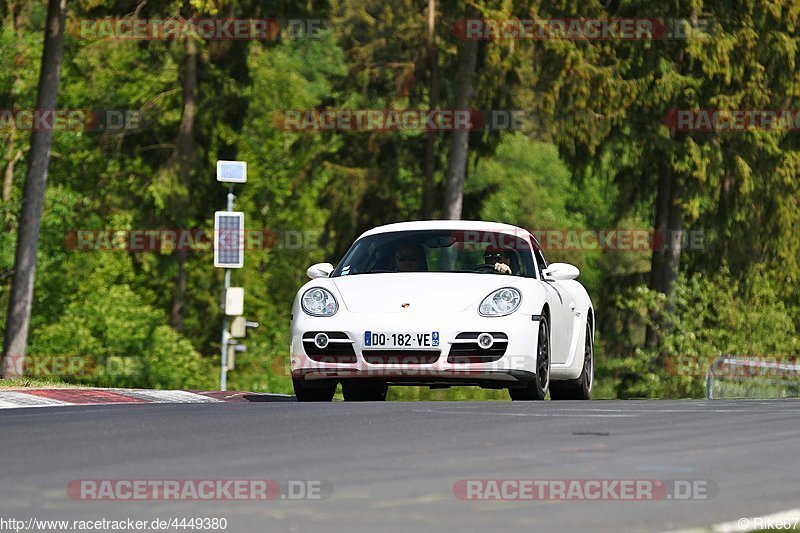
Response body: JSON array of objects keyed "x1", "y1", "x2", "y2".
[{"x1": 332, "y1": 229, "x2": 536, "y2": 277}]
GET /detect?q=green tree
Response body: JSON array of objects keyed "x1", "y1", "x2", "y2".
[{"x1": 3, "y1": 0, "x2": 67, "y2": 377}]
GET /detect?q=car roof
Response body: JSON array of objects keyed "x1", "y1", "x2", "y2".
[{"x1": 358, "y1": 220, "x2": 532, "y2": 240}]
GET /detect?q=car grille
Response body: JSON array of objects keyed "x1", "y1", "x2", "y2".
[
  {"x1": 302, "y1": 332, "x2": 357, "y2": 363},
  {"x1": 447, "y1": 332, "x2": 508, "y2": 364},
  {"x1": 362, "y1": 350, "x2": 441, "y2": 365}
]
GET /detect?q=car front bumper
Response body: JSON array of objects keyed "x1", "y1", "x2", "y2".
[{"x1": 290, "y1": 309, "x2": 541, "y2": 386}]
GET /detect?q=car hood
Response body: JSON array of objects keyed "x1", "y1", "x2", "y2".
[{"x1": 331, "y1": 273, "x2": 522, "y2": 314}]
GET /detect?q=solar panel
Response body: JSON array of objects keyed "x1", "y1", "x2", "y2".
[{"x1": 214, "y1": 212, "x2": 245, "y2": 268}]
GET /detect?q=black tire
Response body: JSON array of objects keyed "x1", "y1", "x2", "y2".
[
  {"x1": 293, "y1": 378, "x2": 337, "y2": 402},
  {"x1": 550, "y1": 321, "x2": 593, "y2": 400},
  {"x1": 341, "y1": 380, "x2": 388, "y2": 401},
  {"x1": 509, "y1": 317, "x2": 550, "y2": 401}
]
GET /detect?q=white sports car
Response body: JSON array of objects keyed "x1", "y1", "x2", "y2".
[{"x1": 289, "y1": 220, "x2": 594, "y2": 401}]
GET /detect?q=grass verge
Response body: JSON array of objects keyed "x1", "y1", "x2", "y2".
[{"x1": 0, "y1": 377, "x2": 85, "y2": 389}]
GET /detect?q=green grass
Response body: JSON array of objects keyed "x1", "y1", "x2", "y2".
[
  {"x1": 710, "y1": 378, "x2": 800, "y2": 399},
  {"x1": 0, "y1": 377, "x2": 86, "y2": 389}
]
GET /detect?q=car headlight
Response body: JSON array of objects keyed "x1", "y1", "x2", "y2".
[
  {"x1": 301, "y1": 287, "x2": 339, "y2": 316},
  {"x1": 479, "y1": 287, "x2": 521, "y2": 317}
]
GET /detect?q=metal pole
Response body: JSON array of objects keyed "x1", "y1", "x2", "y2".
[{"x1": 219, "y1": 186, "x2": 235, "y2": 391}]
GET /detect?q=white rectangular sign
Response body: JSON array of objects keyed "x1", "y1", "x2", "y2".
[{"x1": 216, "y1": 160, "x2": 247, "y2": 183}]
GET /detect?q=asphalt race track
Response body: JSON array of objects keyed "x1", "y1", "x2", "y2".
[{"x1": 2, "y1": 400, "x2": 799, "y2": 532}]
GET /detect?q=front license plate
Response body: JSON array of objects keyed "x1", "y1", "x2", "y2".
[{"x1": 364, "y1": 331, "x2": 440, "y2": 349}]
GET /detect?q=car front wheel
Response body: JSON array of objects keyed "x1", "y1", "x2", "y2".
[
  {"x1": 550, "y1": 321, "x2": 593, "y2": 400},
  {"x1": 342, "y1": 380, "x2": 388, "y2": 401},
  {"x1": 509, "y1": 317, "x2": 550, "y2": 401},
  {"x1": 293, "y1": 378, "x2": 337, "y2": 402}
]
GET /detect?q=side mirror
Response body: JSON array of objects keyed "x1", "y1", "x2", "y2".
[
  {"x1": 542, "y1": 262, "x2": 580, "y2": 281},
  {"x1": 306, "y1": 262, "x2": 334, "y2": 279}
]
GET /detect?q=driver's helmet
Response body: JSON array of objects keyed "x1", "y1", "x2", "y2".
[{"x1": 483, "y1": 245, "x2": 512, "y2": 264}]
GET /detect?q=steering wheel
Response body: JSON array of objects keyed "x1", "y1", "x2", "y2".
[{"x1": 474, "y1": 263, "x2": 498, "y2": 273}]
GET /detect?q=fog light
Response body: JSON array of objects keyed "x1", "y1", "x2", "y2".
[
  {"x1": 477, "y1": 333, "x2": 494, "y2": 349},
  {"x1": 314, "y1": 333, "x2": 330, "y2": 349}
]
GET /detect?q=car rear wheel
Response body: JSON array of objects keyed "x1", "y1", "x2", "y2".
[
  {"x1": 509, "y1": 317, "x2": 550, "y2": 401},
  {"x1": 342, "y1": 380, "x2": 388, "y2": 401},
  {"x1": 550, "y1": 322, "x2": 593, "y2": 400},
  {"x1": 293, "y1": 378, "x2": 337, "y2": 402}
]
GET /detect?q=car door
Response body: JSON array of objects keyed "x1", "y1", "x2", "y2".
[{"x1": 534, "y1": 247, "x2": 574, "y2": 364}]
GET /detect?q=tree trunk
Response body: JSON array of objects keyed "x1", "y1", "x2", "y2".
[
  {"x1": 2, "y1": 0, "x2": 67, "y2": 378},
  {"x1": 170, "y1": 249, "x2": 187, "y2": 331},
  {"x1": 176, "y1": 39, "x2": 198, "y2": 177},
  {"x1": 442, "y1": 19, "x2": 478, "y2": 220},
  {"x1": 645, "y1": 162, "x2": 671, "y2": 347},
  {"x1": 663, "y1": 181, "x2": 683, "y2": 296},
  {"x1": 422, "y1": 0, "x2": 439, "y2": 219},
  {"x1": 649, "y1": 163, "x2": 671, "y2": 293},
  {"x1": 645, "y1": 163, "x2": 683, "y2": 351},
  {"x1": 3, "y1": 137, "x2": 23, "y2": 202},
  {"x1": 169, "y1": 38, "x2": 198, "y2": 331},
  {"x1": 653, "y1": 177, "x2": 683, "y2": 368},
  {"x1": 716, "y1": 165, "x2": 734, "y2": 268},
  {"x1": 2, "y1": 1, "x2": 26, "y2": 203}
]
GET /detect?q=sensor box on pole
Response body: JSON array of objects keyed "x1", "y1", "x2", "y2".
[{"x1": 224, "y1": 287, "x2": 244, "y2": 316}]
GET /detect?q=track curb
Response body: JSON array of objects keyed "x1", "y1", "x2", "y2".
[{"x1": 0, "y1": 388, "x2": 295, "y2": 408}]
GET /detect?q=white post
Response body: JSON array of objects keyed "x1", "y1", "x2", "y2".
[
  {"x1": 215, "y1": 161, "x2": 247, "y2": 391},
  {"x1": 219, "y1": 187, "x2": 234, "y2": 391}
]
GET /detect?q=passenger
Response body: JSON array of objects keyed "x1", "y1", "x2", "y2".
[{"x1": 394, "y1": 244, "x2": 423, "y2": 272}]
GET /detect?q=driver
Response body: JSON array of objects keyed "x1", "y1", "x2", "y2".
[{"x1": 484, "y1": 247, "x2": 513, "y2": 275}]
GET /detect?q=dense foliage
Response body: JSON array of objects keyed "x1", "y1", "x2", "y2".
[{"x1": 1, "y1": 0, "x2": 798, "y2": 397}]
